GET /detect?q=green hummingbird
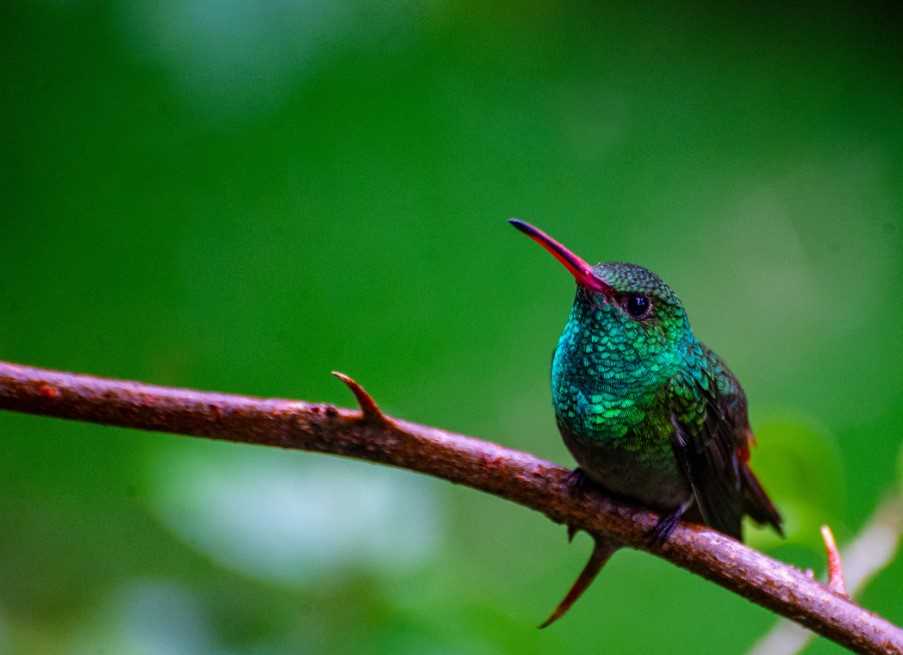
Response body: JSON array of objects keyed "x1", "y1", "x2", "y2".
[{"x1": 509, "y1": 219, "x2": 783, "y2": 626}]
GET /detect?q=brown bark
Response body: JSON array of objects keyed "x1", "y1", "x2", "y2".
[{"x1": 0, "y1": 361, "x2": 900, "y2": 654}]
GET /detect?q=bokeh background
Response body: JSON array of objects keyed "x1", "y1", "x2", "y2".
[{"x1": 3, "y1": 2, "x2": 903, "y2": 654}]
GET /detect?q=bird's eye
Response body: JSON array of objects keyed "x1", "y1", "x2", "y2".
[{"x1": 624, "y1": 294, "x2": 652, "y2": 319}]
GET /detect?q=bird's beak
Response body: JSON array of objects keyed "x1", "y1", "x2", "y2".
[{"x1": 508, "y1": 219, "x2": 613, "y2": 296}]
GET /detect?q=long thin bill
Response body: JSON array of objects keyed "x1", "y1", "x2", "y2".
[{"x1": 508, "y1": 219, "x2": 611, "y2": 295}]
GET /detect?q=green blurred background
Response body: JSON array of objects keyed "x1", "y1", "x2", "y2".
[{"x1": 3, "y1": 2, "x2": 903, "y2": 653}]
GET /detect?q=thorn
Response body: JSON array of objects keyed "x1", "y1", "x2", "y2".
[
  {"x1": 331, "y1": 371, "x2": 386, "y2": 424},
  {"x1": 538, "y1": 536, "x2": 619, "y2": 629},
  {"x1": 820, "y1": 524, "x2": 848, "y2": 597}
]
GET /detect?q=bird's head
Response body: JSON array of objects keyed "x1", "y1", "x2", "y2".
[{"x1": 509, "y1": 219, "x2": 692, "y2": 358}]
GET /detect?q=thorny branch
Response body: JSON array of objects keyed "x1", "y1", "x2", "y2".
[
  {"x1": 749, "y1": 495, "x2": 903, "y2": 655},
  {"x1": 0, "y1": 361, "x2": 901, "y2": 655}
]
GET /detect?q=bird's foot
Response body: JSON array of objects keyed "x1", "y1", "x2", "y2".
[
  {"x1": 565, "y1": 467, "x2": 593, "y2": 496},
  {"x1": 648, "y1": 499, "x2": 693, "y2": 548}
]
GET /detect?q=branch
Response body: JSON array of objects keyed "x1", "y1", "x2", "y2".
[
  {"x1": 749, "y1": 495, "x2": 903, "y2": 655},
  {"x1": 0, "y1": 361, "x2": 901, "y2": 655}
]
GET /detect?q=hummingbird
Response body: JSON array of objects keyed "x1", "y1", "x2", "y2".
[{"x1": 509, "y1": 219, "x2": 783, "y2": 627}]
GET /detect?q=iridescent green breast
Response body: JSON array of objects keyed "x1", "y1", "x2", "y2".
[{"x1": 550, "y1": 278, "x2": 696, "y2": 465}]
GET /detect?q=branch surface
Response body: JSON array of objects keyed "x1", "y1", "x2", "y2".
[
  {"x1": 749, "y1": 495, "x2": 903, "y2": 655},
  {"x1": 1, "y1": 361, "x2": 901, "y2": 655}
]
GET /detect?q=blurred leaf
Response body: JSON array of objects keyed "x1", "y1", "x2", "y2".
[
  {"x1": 148, "y1": 445, "x2": 444, "y2": 586},
  {"x1": 69, "y1": 581, "x2": 217, "y2": 655}
]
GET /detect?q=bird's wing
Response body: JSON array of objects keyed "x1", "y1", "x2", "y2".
[{"x1": 668, "y1": 346, "x2": 761, "y2": 540}]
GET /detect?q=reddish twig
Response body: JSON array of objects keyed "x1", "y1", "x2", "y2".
[
  {"x1": 821, "y1": 525, "x2": 848, "y2": 597},
  {"x1": 0, "y1": 361, "x2": 901, "y2": 655}
]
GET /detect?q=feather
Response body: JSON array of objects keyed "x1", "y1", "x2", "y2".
[{"x1": 668, "y1": 347, "x2": 783, "y2": 541}]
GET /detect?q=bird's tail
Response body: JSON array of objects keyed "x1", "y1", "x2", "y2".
[{"x1": 740, "y1": 462, "x2": 784, "y2": 537}]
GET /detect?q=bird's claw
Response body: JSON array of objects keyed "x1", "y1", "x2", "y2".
[
  {"x1": 647, "y1": 499, "x2": 693, "y2": 548},
  {"x1": 565, "y1": 467, "x2": 593, "y2": 496},
  {"x1": 648, "y1": 515, "x2": 679, "y2": 548}
]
